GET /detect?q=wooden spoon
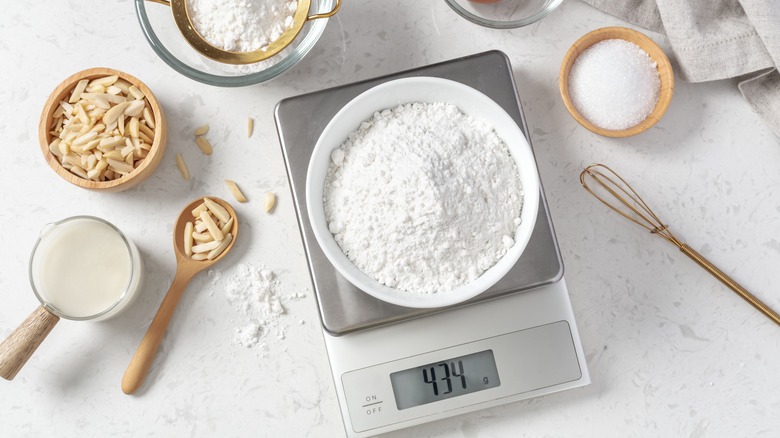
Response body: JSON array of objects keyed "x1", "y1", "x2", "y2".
[{"x1": 121, "y1": 197, "x2": 238, "y2": 395}]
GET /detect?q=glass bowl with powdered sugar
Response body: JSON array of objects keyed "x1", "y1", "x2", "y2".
[{"x1": 134, "y1": 0, "x2": 336, "y2": 86}]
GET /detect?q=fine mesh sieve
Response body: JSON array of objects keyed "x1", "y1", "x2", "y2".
[{"x1": 147, "y1": 0, "x2": 341, "y2": 65}]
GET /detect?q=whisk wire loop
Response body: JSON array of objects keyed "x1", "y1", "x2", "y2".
[{"x1": 580, "y1": 164, "x2": 682, "y2": 247}]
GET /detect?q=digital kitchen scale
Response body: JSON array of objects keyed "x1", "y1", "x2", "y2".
[{"x1": 275, "y1": 50, "x2": 590, "y2": 437}]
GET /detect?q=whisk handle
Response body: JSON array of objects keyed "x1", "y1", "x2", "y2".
[{"x1": 680, "y1": 244, "x2": 780, "y2": 326}]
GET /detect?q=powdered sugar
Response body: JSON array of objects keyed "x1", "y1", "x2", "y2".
[
  {"x1": 189, "y1": 0, "x2": 298, "y2": 53},
  {"x1": 324, "y1": 102, "x2": 524, "y2": 295},
  {"x1": 209, "y1": 264, "x2": 305, "y2": 352}
]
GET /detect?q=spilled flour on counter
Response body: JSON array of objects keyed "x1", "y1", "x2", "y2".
[
  {"x1": 324, "y1": 102, "x2": 524, "y2": 295},
  {"x1": 208, "y1": 264, "x2": 306, "y2": 352}
]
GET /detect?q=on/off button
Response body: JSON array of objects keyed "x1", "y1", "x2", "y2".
[
  {"x1": 362, "y1": 394, "x2": 384, "y2": 416},
  {"x1": 342, "y1": 371, "x2": 395, "y2": 432}
]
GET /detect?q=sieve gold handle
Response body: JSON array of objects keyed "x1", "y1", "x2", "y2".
[
  {"x1": 680, "y1": 244, "x2": 780, "y2": 326},
  {"x1": 146, "y1": 0, "x2": 170, "y2": 6},
  {"x1": 308, "y1": 0, "x2": 341, "y2": 20}
]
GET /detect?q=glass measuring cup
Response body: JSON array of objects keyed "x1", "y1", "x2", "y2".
[{"x1": 0, "y1": 216, "x2": 143, "y2": 380}]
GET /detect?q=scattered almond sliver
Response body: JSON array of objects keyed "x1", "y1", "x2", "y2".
[
  {"x1": 264, "y1": 192, "x2": 276, "y2": 213},
  {"x1": 194, "y1": 124, "x2": 209, "y2": 136},
  {"x1": 196, "y1": 136, "x2": 212, "y2": 155},
  {"x1": 224, "y1": 179, "x2": 247, "y2": 203},
  {"x1": 176, "y1": 153, "x2": 190, "y2": 181},
  {"x1": 186, "y1": 198, "x2": 234, "y2": 261},
  {"x1": 247, "y1": 117, "x2": 254, "y2": 138}
]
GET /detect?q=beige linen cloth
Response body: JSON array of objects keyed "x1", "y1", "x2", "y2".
[{"x1": 582, "y1": 0, "x2": 780, "y2": 136}]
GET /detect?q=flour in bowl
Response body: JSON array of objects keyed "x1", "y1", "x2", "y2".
[
  {"x1": 189, "y1": 0, "x2": 298, "y2": 52},
  {"x1": 324, "y1": 102, "x2": 524, "y2": 295}
]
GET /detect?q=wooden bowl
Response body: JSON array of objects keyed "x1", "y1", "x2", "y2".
[
  {"x1": 559, "y1": 27, "x2": 674, "y2": 138},
  {"x1": 39, "y1": 67, "x2": 167, "y2": 191}
]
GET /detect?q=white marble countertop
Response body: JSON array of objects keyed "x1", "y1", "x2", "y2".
[{"x1": 1, "y1": 0, "x2": 778, "y2": 436}]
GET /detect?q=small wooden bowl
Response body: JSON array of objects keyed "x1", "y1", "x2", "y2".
[
  {"x1": 39, "y1": 67, "x2": 167, "y2": 191},
  {"x1": 559, "y1": 27, "x2": 674, "y2": 138}
]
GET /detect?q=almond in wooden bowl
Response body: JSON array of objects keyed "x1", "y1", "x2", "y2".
[
  {"x1": 38, "y1": 67, "x2": 167, "y2": 191},
  {"x1": 559, "y1": 27, "x2": 674, "y2": 138}
]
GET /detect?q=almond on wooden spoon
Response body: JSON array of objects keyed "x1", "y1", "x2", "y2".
[{"x1": 121, "y1": 196, "x2": 238, "y2": 395}]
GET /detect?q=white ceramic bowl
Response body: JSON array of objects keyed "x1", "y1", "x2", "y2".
[{"x1": 306, "y1": 77, "x2": 540, "y2": 308}]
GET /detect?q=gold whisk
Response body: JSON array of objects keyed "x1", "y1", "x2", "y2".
[{"x1": 580, "y1": 163, "x2": 780, "y2": 327}]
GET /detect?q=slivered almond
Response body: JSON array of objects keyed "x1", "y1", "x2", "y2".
[
  {"x1": 100, "y1": 136, "x2": 125, "y2": 149},
  {"x1": 103, "y1": 93, "x2": 127, "y2": 105},
  {"x1": 73, "y1": 131, "x2": 98, "y2": 147},
  {"x1": 128, "y1": 117, "x2": 140, "y2": 138},
  {"x1": 86, "y1": 84, "x2": 106, "y2": 93},
  {"x1": 114, "y1": 79, "x2": 131, "y2": 94},
  {"x1": 95, "y1": 158, "x2": 108, "y2": 173},
  {"x1": 184, "y1": 222, "x2": 194, "y2": 256},
  {"x1": 107, "y1": 158, "x2": 133, "y2": 174},
  {"x1": 247, "y1": 117, "x2": 254, "y2": 137},
  {"x1": 138, "y1": 122, "x2": 155, "y2": 139},
  {"x1": 49, "y1": 139, "x2": 62, "y2": 157},
  {"x1": 264, "y1": 192, "x2": 276, "y2": 213},
  {"x1": 86, "y1": 154, "x2": 98, "y2": 170},
  {"x1": 58, "y1": 141, "x2": 70, "y2": 156},
  {"x1": 194, "y1": 124, "x2": 209, "y2": 136},
  {"x1": 204, "y1": 197, "x2": 230, "y2": 223},
  {"x1": 70, "y1": 165, "x2": 88, "y2": 179},
  {"x1": 196, "y1": 136, "x2": 212, "y2": 155},
  {"x1": 219, "y1": 217, "x2": 233, "y2": 235},
  {"x1": 103, "y1": 149, "x2": 123, "y2": 160},
  {"x1": 207, "y1": 233, "x2": 232, "y2": 260},
  {"x1": 139, "y1": 131, "x2": 153, "y2": 144},
  {"x1": 192, "y1": 231, "x2": 214, "y2": 243},
  {"x1": 176, "y1": 153, "x2": 190, "y2": 181},
  {"x1": 191, "y1": 253, "x2": 208, "y2": 261},
  {"x1": 124, "y1": 100, "x2": 144, "y2": 117},
  {"x1": 103, "y1": 101, "x2": 130, "y2": 125},
  {"x1": 199, "y1": 210, "x2": 224, "y2": 241},
  {"x1": 194, "y1": 221, "x2": 208, "y2": 233},
  {"x1": 91, "y1": 75, "x2": 119, "y2": 87},
  {"x1": 192, "y1": 203, "x2": 208, "y2": 217},
  {"x1": 128, "y1": 85, "x2": 145, "y2": 100},
  {"x1": 74, "y1": 104, "x2": 90, "y2": 125},
  {"x1": 93, "y1": 96, "x2": 110, "y2": 109},
  {"x1": 68, "y1": 80, "x2": 89, "y2": 104},
  {"x1": 224, "y1": 180, "x2": 247, "y2": 203},
  {"x1": 87, "y1": 168, "x2": 102, "y2": 180},
  {"x1": 143, "y1": 107, "x2": 155, "y2": 129},
  {"x1": 192, "y1": 239, "x2": 222, "y2": 254},
  {"x1": 121, "y1": 144, "x2": 135, "y2": 157}
]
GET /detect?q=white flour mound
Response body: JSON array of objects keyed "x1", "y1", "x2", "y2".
[
  {"x1": 209, "y1": 264, "x2": 305, "y2": 352},
  {"x1": 189, "y1": 0, "x2": 298, "y2": 52},
  {"x1": 324, "y1": 102, "x2": 524, "y2": 295}
]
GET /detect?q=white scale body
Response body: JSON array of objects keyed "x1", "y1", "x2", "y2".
[
  {"x1": 276, "y1": 51, "x2": 591, "y2": 437},
  {"x1": 324, "y1": 279, "x2": 589, "y2": 437}
]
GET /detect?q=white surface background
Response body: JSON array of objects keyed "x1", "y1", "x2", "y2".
[{"x1": 1, "y1": 0, "x2": 779, "y2": 436}]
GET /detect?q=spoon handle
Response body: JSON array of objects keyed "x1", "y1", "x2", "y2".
[
  {"x1": 122, "y1": 269, "x2": 191, "y2": 394},
  {"x1": 0, "y1": 306, "x2": 60, "y2": 381}
]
